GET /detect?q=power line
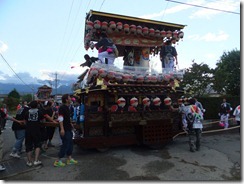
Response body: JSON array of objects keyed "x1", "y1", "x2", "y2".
[
  {"x1": 0, "y1": 53, "x2": 35, "y2": 92},
  {"x1": 99, "y1": 0, "x2": 106, "y2": 11},
  {"x1": 166, "y1": 0, "x2": 240, "y2": 14},
  {"x1": 56, "y1": 0, "x2": 75, "y2": 70},
  {"x1": 161, "y1": 0, "x2": 169, "y2": 20}
]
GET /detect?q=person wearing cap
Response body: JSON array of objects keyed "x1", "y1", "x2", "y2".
[
  {"x1": 160, "y1": 38, "x2": 178, "y2": 72},
  {"x1": 95, "y1": 32, "x2": 118, "y2": 65}
]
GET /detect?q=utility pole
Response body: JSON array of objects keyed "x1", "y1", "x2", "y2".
[{"x1": 54, "y1": 72, "x2": 59, "y2": 102}]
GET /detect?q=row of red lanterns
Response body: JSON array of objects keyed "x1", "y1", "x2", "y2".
[{"x1": 86, "y1": 20, "x2": 184, "y2": 39}]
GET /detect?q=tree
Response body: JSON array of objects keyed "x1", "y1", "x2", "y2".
[
  {"x1": 181, "y1": 62, "x2": 214, "y2": 96},
  {"x1": 8, "y1": 88, "x2": 20, "y2": 99},
  {"x1": 6, "y1": 89, "x2": 21, "y2": 111},
  {"x1": 213, "y1": 49, "x2": 240, "y2": 96},
  {"x1": 21, "y1": 94, "x2": 33, "y2": 102}
]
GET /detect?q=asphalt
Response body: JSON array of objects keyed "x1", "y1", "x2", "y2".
[{"x1": 0, "y1": 120, "x2": 241, "y2": 181}]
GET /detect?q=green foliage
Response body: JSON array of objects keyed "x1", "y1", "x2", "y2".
[
  {"x1": 8, "y1": 88, "x2": 21, "y2": 99},
  {"x1": 197, "y1": 96, "x2": 240, "y2": 120},
  {"x1": 181, "y1": 62, "x2": 214, "y2": 96},
  {"x1": 213, "y1": 49, "x2": 240, "y2": 96},
  {"x1": 4, "y1": 97, "x2": 19, "y2": 112},
  {"x1": 21, "y1": 94, "x2": 33, "y2": 103}
]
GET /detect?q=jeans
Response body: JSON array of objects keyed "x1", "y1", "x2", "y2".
[
  {"x1": 12, "y1": 129, "x2": 25, "y2": 154},
  {"x1": 58, "y1": 130, "x2": 73, "y2": 159}
]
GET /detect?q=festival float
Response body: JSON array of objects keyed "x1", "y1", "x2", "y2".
[{"x1": 72, "y1": 10, "x2": 187, "y2": 150}]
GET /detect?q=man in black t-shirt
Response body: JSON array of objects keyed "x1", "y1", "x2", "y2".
[
  {"x1": 24, "y1": 100, "x2": 44, "y2": 167},
  {"x1": 10, "y1": 101, "x2": 29, "y2": 158},
  {"x1": 54, "y1": 94, "x2": 78, "y2": 167}
]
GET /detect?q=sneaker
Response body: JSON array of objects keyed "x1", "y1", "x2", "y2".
[
  {"x1": 34, "y1": 160, "x2": 42, "y2": 166},
  {"x1": 54, "y1": 160, "x2": 66, "y2": 167},
  {"x1": 26, "y1": 161, "x2": 33, "y2": 167},
  {"x1": 0, "y1": 164, "x2": 6, "y2": 171},
  {"x1": 10, "y1": 152, "x2": 21, "y2": 158},
  {"x1": 67, "y1": 159, "x2": 78, "y2": 165}
]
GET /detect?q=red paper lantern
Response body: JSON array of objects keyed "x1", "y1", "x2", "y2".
[
  {"x1": 164, "y1": 97, "x2": 172, "y2": 106},
  {"x1": 142, "y1": 27, "x2": 149, "y2": 36},
  {"x1": 94, "y1": 20, "x2": 101, "y2": 29},
  {"x1": 109, "y1": 21, "x2": 116, "y2": 31},
  {"x1": 98, "y1": 68, "x2": 107, "y2": 77},
  {"x1": 116, "y1": 22, "x2": 123, "y2": 31},
  {"x1": 130, "y1": 97, "x2": 138, "y2": 107},
  {"x1": 124, "y1": 24, "x2": 130, "y2": 34},
  {"x1": 130, "y1": 24, "x2": 136, "y2": 34},
  {"x1": 107, "y1": 71, "x2": 116, "y2": 79},
  {"x1": 86, "y1": 21, "x2": 94, "y2": 30},
  {"x1": 173, "y1": 31, "x2": 178, "y2": 38},
  {"x1": 166, "y1": 30, "x2": 172, "y2": 38},
  {"x1": 149, "y1": 28, "x2": 155, "y2": 37},
  {"x1": 142, "y1": 97, "x2": 150, "y2": 107},
  {"x1": 155, "y1": 30, "x2": 160, "y2": 38},
  {"x1": 153, "y1": 97, "x2": 161, "y2": 106},
  {"x1": 136, "y1": 25, "x2": 142, "y2": 34},
  {"x1": 178, "y1": 31, "x2": 184, "y2": 39},
  {"x1": 101, "y1": 21, "x2": 108, "y2": 31},
  {"x1": 117, "y1": 97, "x2": 126, "y2": 108},
  {"x1": 160, "y1": 30, "x2": 166, "y2": 38},
  {"x1": 136, "y1": 75, "x2": 144, "y2": 83}
]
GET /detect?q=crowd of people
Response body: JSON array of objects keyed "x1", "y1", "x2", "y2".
[
  {"x1": 0, "y1": 94, "x2": 240, "y2": 171},
  {"x1": 173, "y1": 97, "x2": 240, "y2": 152},
  {"x1": 0, "y1": 94, "x2": 83, "y2": 171}
]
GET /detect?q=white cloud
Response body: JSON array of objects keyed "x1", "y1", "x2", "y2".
[
  {"x1": 140, "y1": 0, "x2": 239, "y2": 20},
  {"x1": 0, "y1": 40, "x2": 8, "y2": 54},
  {"x1": 140, "y1": 2, "x2": 191, "y2": 19},
  {"x1": 205, "y1": 53, "x2": 217, "y2": 60},
  {"x1": 189, "y1": 0, "x2": 240, "y2": 19},
  {"x1": 188, "y1": 31, "x2": 229, "y2": 42}
]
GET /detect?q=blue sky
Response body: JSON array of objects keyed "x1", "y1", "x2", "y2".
[{"x1": 0, "y1": 0, "x2": 241, "y2": 86}]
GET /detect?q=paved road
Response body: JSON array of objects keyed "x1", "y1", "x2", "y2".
[{"x1": 0, "y1": 120, "x2": 241, "y2": 181}]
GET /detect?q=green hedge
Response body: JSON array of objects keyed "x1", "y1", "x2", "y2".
[{"x1": 197, "y1": 96, "x2": 240, "y2": 120}]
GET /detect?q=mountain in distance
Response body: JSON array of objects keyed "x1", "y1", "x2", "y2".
[{"x1": 0, "y1": 83, "x2": 73, "y2": 95}]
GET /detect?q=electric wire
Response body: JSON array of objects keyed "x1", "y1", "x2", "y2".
[
  {"x1": 161, "y1": 0, "x2": 169, "y2": 20},
  {"x1": 59, "y1": 0, "x2": 84, "y2": 72},
  {"x1": 165, "y1": 0, "x2": 240, "y2": 14},
  {"x1": 0, "y1": 53, "x2": 35, "y2": 92},
  {"x1": 56, "y1": 0, "x2": 75, "y2": 71},
  {"x1": 99, "y1": 0, "x2": 106, "y2": 11}
]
